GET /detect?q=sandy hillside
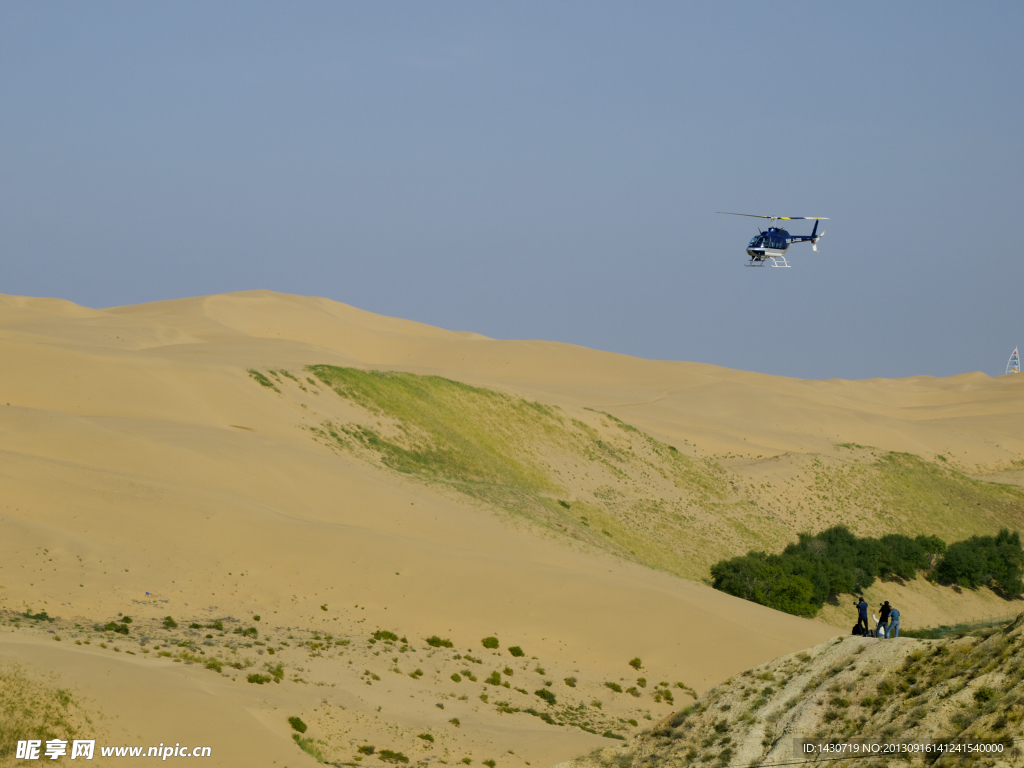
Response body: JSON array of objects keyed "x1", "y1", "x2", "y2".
[
  {"x1": 1, "y1": 290, "x2": 1022, "y2": 767},
  {"x1": 559, "y1": 613, "x2": 1024, "y2": 768}
]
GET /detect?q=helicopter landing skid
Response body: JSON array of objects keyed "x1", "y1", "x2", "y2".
[{"x1": 745, "y1": 254, "x2": 790, "y2": 268}]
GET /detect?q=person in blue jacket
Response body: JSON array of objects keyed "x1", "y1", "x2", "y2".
[
  {"x1": 889, "y1": 606, "x2": 900, "y2": 638},
  {"x1": 855, "y1": 596, "x2": 869, "y2": 634}
]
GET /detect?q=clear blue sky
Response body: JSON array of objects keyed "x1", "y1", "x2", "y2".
[{"x1": 2, "y1": 2, "x2": 1022, "y2": 379}]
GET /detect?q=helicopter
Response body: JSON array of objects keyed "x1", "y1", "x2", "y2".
[{"x1": 717, "y1": 212, "x2": 828, "y2": 268}]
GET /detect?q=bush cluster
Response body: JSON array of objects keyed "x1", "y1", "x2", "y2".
[
  {"x1": 534, "y1": 688, "x2": 556, "y2": 705},
  {"x1": 710, "y1": 525, "x2": 1021, "y2": 616},
  {"x1": 935, "y1": 529, "x2": 1024, "y2": 595}
]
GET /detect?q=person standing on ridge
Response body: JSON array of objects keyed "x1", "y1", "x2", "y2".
[
  {"x1": 872, "y1": 609, "x2": 886, "y2": 638},
  {"x1": 888, "y1": 605, "x2": 900, "y2": 638},
  {"x1": 855, "y1": 596, "x2": 869, "y2": 634},
  {"x1": 877, "y1": 601, "x2": 892, "y2": 638}
]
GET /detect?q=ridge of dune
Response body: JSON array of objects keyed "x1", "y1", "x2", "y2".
[
  {"x1": 107, "y1": 289, "x2": 491, "y2": 344},
  {"x1": 104, "y1": 290, "x2": 1024, "y2": 464}
]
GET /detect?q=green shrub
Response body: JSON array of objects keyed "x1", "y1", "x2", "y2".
[
  {"x1": 654, "y1": 688, "x2": 674, "y2": 704},
  {"x1": 485, "y1": 671, "x2": 502, "y2": 685},
  {"x1": 564, "y1": 676, "x2": 577, "y2": 687},
  {"x1": 163, "y1": 616, "x2": 178, "y2": 629},
  {"x1": 417, "y1": 733, "x2": 434, "y2": 742},
  {"x1": 974, "y1": 686, "x2": 997, "y2": 702},
  {"x1": 373, "y1": 630, "x2": 399, "y2": 642},
  {"x1": 288, "y1": 716, "x2": 307, "y2": 733},
  {"x1": 451, "y1": 673, "x2": 462, "y2": 683},
  {"x1": 189, "y1": 623, "x2": 202, "y2": 629},
  {"x1": 120, "y1": 616, "x2": 132, "y2": 624},
  {"x1": 936, "y1": 530, "x2": 1023, "y2": 595},
  {"x1": 208, "y1": 620, "x2": 224, "y2": 631},
  {"x1": 482, "y1": 636, "x2": 499, "y2": 649},
  {"x1": 426, "y1": 635, "x2": 453, "y2": 648},
  {"x1": 483, "y1": 761, "x2": 497, "y2": 767},
  {"x1": 103, "y1": 622, "x2": 129, "y2": 635},
  {"x1": 535, "y1": 688, "x2": 556, "y2": 705},
  {"x1": 379, "y1": 750, "x2": 409, "y2": 764},
  {"x1": 358, "y1": 745, "x2": 375, "y2": 754},
  {"x1": 247, "y1": 673, "x2": 271, "y2": 684},
  {"x1": 605, "y1": 682, "x2": 622, "y2": 693},
  {"x1": 629, "y1": 657, "x2": 642, "y2": 670},
  {"x1": 916, "y1": 534, "x2": 946, "y2": 555},
  {"x1": 508, "y1": 646, "x2": 524, "y2": 657},
  {"x1": 205, "y1": 660, "x2": 223, "y2": 673},
  {"x1": 524, "y1": 707, "x2": 556, "y2": 724},
  {"x1": 449, "y1": 718, "x2": 460, "y2": 726}
]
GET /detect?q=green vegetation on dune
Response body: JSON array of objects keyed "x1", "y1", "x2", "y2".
[
  {"x1": 303, "y1": 365, "x2": 737, "y2": 578},
  {"x1": 307, "y1": 365, "x2": 560, "y2": 493},
  {"x1": 805, "y1": 450, "x2": 1024, "y2": 543},
  {"x1": 246, "y1": 366, "x2": 1024, "y2": 589},
  {"x1": 0, "y1": 667, "x2": 95, "y2": 759},
  {"x1": 874, "y1": 451, "x2": 1024, "y2": 538},
  {"x1": 711, "y1": 525, "x2": 1024, "y2": 617},
  {"x1": 939, "y1": 529, "x2": 1024, "y2": 594},
  {"x1": 901, "y1": 615, "x2": 1018, "y2": 640},
  {"x1": 246, "y1": 368, "x2": 279, "y2": 393}
]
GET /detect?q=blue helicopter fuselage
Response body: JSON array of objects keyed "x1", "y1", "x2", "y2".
[{"x1": 746, "y1": 227, "x2": 791, "y2": 259}]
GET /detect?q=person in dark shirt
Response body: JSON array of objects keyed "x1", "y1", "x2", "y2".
[
  {"x1": 877, "y1": 601, "x2": 892, "y2": 638},
  {"x1": 855, "y1": 596, "x2": 869, "y2": 634}
]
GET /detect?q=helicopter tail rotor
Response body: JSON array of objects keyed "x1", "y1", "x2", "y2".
[{"x1": 810, "y1": 220, "x2": 826, "y2": 251}]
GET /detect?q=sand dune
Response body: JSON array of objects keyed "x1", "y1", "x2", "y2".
[{"x1": 2, "y1": 290, "x2": 1022, "y2": 766}]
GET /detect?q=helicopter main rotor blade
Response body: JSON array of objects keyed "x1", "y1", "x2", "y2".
[{"x1": 717, "y1": 212, "x2": 829, "y2": 220}]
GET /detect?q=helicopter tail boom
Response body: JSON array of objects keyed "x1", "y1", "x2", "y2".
[{"x1": 785, "y1": 219, "x2": 826, "y2": 251}]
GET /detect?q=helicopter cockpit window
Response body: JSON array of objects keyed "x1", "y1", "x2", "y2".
[{"x1": 748, "y1": 235, "x2": 762, "y2": 248}]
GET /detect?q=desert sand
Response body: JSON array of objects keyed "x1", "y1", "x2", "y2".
[{"x1": 1, "y1": 290, "x2": 1022, "y2": 766}]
